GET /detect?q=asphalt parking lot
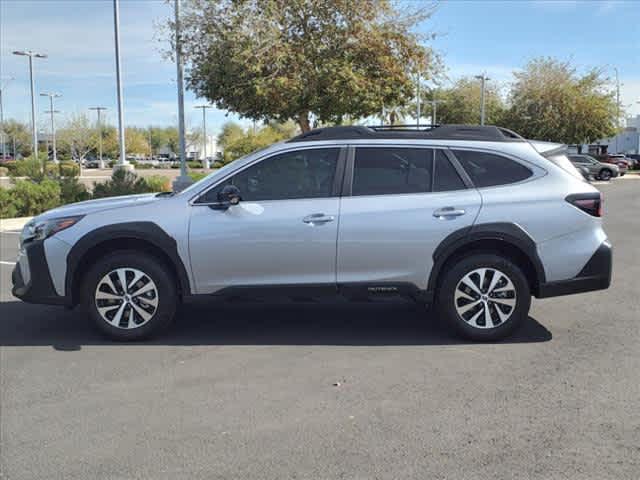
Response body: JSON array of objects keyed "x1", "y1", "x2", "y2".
[{"x1": 1, "y1": 179, "x2": 639, "y2": 480}]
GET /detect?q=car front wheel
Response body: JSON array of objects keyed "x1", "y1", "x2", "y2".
[
  {"x1": 83, "y1": 251, "x2": 178, "y2": 341},
  {"x1": 437, "y1": 254, "x2": 531, "y2": 341},
  {"x1": 599, "y1": 169, "x2": 612, "y2": 181}
]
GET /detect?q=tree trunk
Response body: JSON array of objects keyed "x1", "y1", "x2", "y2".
[{"x1": 297, "y1": 112, "x2": 311, "y2": 133}]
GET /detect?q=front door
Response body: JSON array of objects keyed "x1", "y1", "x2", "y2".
[
  {"x1": 337, "y1": 146, "x2": 481, "y2": 290},
  {"x1": 188, "y1": 147, "x2": 344, "y2": 294}
]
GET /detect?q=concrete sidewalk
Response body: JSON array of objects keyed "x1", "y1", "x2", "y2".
[{"x1": 0, "y1": 216, "x2": 32, "y2": 232}]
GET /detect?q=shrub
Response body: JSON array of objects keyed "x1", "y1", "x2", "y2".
[
  {"x1": 0, "y1": 187, "x2": 18, "y2": 219},
  {"x1": 59, "y1": 177, "x2": 90, "y2": 205},
  {"x1": 143, "y1": 175, "x2": 171, "y2": 193},
  {"x1": 59, "y1": 161, "x2": 80, "y2": 177},
  {"x1": 10, "y1": 179, "x2": 61, "y2": 217},
  {"x1": 187, "y1": 160, "x2": 204, "y2": 169},
  {"x1": 92, "y1": 169, "x2": 150, "y2": 199},
  {"x1": 0, "y1": 166, "x2": 8, "y2": 177},
  {"x1": 135, "y1": 162, "x2": 154, "y2": 169},
  {"x1": 9, "y1": 156, "x2": 44, "y2": 181}
]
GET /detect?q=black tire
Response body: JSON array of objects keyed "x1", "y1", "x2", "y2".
[
  {"x1": 599, "y1": 169, "x2": 612, "y2": 181},
  {"x1": 82, "y1": 251, "x2": 178, "y2": 341},
  {"x1": 437, "y1": 254, "x2": 531, "y2": 341}
]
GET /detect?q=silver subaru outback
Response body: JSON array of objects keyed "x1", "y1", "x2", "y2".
[{"x1": 12, "y1": 125, "x2": 612, "y2": 341}]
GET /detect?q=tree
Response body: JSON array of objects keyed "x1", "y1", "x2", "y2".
[
  {"x1": 57, "y1": 113, "x2": 96, "y2": 162},
  {"x1": 217, "y1": 121, "x2": 298, "y2": 164},
  {"x1": 177, "y1": 0, "x2": 437, "y2": 132},
  {"x1": 1, "y1": 119, "x2": 32, "y2": 157},
  {"x1": 503, "y1": 58, "x2": 617, "y2": 144},
  {"x1": 125, "y1": 127, "x2": 151, "y2": 156},
  {"x1": 423, "y1": 77, "x2": 506, "y2": 125}
]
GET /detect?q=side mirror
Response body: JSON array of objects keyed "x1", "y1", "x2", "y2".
[{"x1": 211, "y1": 184, "x2": 241, "y2": 210}]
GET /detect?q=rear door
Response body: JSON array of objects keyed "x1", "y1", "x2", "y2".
[{"x1": 336, "y1": 146, "x2": 482, "y2": 290}]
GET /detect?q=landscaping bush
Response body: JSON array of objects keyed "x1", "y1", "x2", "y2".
[
  {"x1": 0, "y1": 167, "x2": 8, "y2": 177},
  {"x1": 143, "y1": 175, "x2": 171, "y2": 193},
  {"x1": 0, "y1": 187, "x2": 18, "y2": 218},
  {"x1": 9, "y1": 156, "x2": 44, "y2": 181},
  {"x1": 59, "y1": 177, "x2": 91, "y2": 205},
  {"x1": 187, "y1": 160, "x2": 204, "y2": 169},
  {"x1": 135, "y1": 162, "x2": 155, "y2": 169},
  {"x1": 92, "y1": 169, "x2": 149, "y2": 199},
  {"x1": 9, "y1": 179, "x2": 61, "y2": 217}
]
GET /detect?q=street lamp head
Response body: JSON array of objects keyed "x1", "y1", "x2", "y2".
[
  {"x1": 12, "y1": 50, "x2": 28, "y2": 56},
  {"x1": 34, "y1": 54, "x2": 48, "y2": 59}
]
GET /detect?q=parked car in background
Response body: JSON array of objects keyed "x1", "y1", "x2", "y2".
[
  {"x1": 599, "y1": 154, "x2": 629, "y2": 175},
  {"x1": 624, "y1": 154, "x2": 640, "y2": 169},
  {"x1": 568, "y1": 154, "x2": 619, "y2": 181}
]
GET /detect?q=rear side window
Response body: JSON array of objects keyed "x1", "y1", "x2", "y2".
[
  {"x1": 352, "y1": 148, "x2": 431, "y2": 196},
  {"x1": 452, "y1": 150, "x2": 533, "y2": 187},
  {"x1": 433, "y1": 150, "x2": 465, "y2": 192}
]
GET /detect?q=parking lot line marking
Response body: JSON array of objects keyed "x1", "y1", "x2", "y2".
[{"x1": 0, "y1": 261, "x2": 16, "y2": 265}]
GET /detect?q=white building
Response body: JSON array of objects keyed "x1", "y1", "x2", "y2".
[{"x1": 626, "y1": 115, "x2": 640, "y2": 129}]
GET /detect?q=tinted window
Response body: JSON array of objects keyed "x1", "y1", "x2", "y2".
[
  {"x1": 452, "y1": 150, "x2": 532, "y2": 187},
  {"x1": 433, "y1": 150, "x2": 465, "y2": 192},
  {"x1": 197, "y1": 148, "x2": 339, "y2": 203},
  {"x1": 352, "y1": 148, "x2": 431, "y2": 196}
]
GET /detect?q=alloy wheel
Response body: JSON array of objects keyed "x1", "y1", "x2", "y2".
[
  {"x1": 454, "y1": 268, "x2": 517, "y2": 329},
  {"x1": 94, "y1": 268, "x2": 159, "y2": 329}
]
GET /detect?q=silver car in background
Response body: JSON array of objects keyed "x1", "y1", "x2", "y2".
[{"x1": 12, "y1": 125, "x2": 612, "y2": 341}]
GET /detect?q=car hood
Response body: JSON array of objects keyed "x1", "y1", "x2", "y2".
[{"x1": 33, "y1": 193, "x2": 161, "y2": 222}]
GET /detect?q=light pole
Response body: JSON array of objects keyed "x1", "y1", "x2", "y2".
[
  {"x1": 89, "y1": 107, "x2": 107, "y2": 168},
  {"x1": 614, "y1": 67, "x2": 621, "y2": 153},
  {"x1": 40, "y1": 92, "x2": 61, "y2": 163},
  {"x1": 0, "y1": 77, "x2": 15, "y2": 161},
  {"x1": 13, "y1": 50, "x2": 47, "y2": 161},
  {"x1": 173, "y1": 0, "x2": 192, "y2": 191},
  {"x1": 112, "y1": 0, "x2": 131, "y2": 171},
  {"x1": 475, "y1": 73, "x2": 490, "y2": 125},
  {"x1": 416, "y1": 72, "x2": 421, "y2": 128},
  {"x1": 427, "y1": 99, "x2": 445, "y2": 125},
  {"x1": 194, "y1": 105, "x2": 212, "y2": 168}
]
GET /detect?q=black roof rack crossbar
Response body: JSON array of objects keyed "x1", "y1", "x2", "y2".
[{"x1": 287, "y1": 124, "x2": 526, "y2": 143}]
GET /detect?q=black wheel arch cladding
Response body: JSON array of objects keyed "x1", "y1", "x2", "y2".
[
  {"x1": 66, "y1": 222, "x2": 191, "y2": 304},
  {"x1": 428, "y1": 222, "x2": 546, "y2": 294}
]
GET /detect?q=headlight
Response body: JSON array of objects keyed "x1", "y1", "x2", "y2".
[{"x1": 30, "y1": 216, "x2": 84, "y2": 242}]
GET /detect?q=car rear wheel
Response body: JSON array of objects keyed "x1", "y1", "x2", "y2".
[
  {"x1": 599, "y1": 169, "x2": 612, "y2": 181},
  {"x1": 83, "y1": 251, "x2": 178, "y2": 341},
  {"x1": 437, "y1": 254, "x2": 531, "y2": 341}
]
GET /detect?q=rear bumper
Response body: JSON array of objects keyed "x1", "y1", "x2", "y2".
[
  {"x1": 537, "y1": 240, "x2": 612, "y2": 298},
  {"x1": 11, "y1": 241, "x2": 69, "y2": 306}
]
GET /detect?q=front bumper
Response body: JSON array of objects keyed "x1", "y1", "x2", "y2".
[
  {"x1": 537, "y1": 240, "x2": 612, "y2": 298},
  {"x1": 12, "y1": 240, "x2": 69, "y2": 306}
]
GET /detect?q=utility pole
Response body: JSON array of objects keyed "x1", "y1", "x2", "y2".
[
  {"x1": 0, "y1": 77, "x2": 15, "y2": 161},
  {"x1": 475, "y1": 73, "x2": 490, "y2": 125},
  {"x1": 113, "y1": 0, "x2": 131, "y2": 171},
  {"x1": 12, "y1": 50, "x2": 47, "y2": 162},
  {"x1": 89, "y1": 107, "x2": 107, "y2": 168},
  {"x1": 40, "y1": 92, "x2": 61, "y2": 163},
  {"x1": 194, "y1": 105, "x2": 212, "y2": 168},
  {"x1": 173, "y1": 0, "x2": 192, "y2": 191}
]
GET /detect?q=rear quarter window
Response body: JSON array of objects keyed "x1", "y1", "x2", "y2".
[{"x1": 452, "y1": 150, "x2": 533, "y2": 188}]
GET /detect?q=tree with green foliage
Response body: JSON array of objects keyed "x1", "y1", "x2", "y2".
[
  {"x1": 1, "y1": 119, "x2": 32, "y2": 157},
  {"x1": 177, "y1": 0, "x2": 437, "y2": 132},
  {"x1": 217, "y1": 121, "x2": 298, "y2": 164},
  {"x1": 420, "y1": 77, "x2": 506, "y2": 125},
  {"x1": 502, "y1": 58, "x2": 617, "y2": 144},
  {"x1": 57, "y1": 113, "x2": 97, "y2": 162}
]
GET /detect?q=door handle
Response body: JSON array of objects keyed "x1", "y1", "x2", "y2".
[
  {"x1": 433, "y1": 207, "x2": 466, "y2": 219},
  {"x1": 303, "y1": 213, "x2": 335, "y2": 225}
]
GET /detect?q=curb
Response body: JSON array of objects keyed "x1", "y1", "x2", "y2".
[{"x1": 0, "y1": 217, "x2": 32, "y2": 233}]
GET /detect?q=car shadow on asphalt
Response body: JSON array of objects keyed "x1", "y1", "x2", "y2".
[{"x1": 0, "y1": 298, "x2": 552, "y2": 350}]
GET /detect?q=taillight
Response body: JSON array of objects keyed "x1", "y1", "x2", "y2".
[{"x1": 566, "y1": 192, "x2": 603, "y2": 217}]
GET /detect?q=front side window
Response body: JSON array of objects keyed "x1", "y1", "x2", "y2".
[
  {"x1": 452, "y1": 150, "x2": 533, "y2": 188},
  {"x1": 196, "y1": 148, "x2": 339, "y2": 203},
  {"x1": 352, "y1": 148, "x2": 431, "y2": 196}
]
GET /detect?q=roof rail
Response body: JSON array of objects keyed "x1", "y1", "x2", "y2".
[{"x1": 287, "y1": 124, "x2": 525, "y2": 143}]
